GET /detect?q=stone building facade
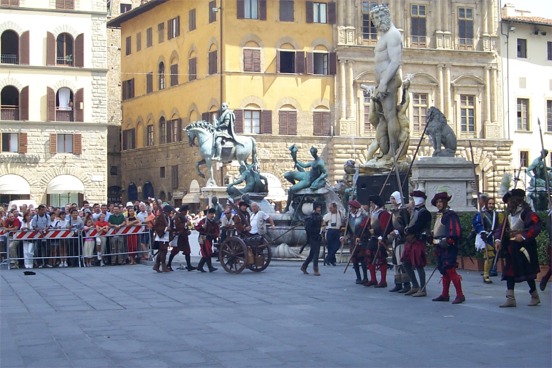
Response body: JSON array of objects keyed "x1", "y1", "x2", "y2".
[{"x1": 0, "y1": 0, "x2": 109, "y2": 206}]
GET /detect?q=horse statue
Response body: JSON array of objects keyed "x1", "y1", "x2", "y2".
[{"x1": 186, "y1": 121, "x2": 258, "y2": 187}]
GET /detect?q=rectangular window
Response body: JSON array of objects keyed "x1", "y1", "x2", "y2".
[
  {"x1": 122, "y1": 129, "x2": 135, "y2": 150},
  {"x1": 548, "y1": 42, "x2": 552, "y2": 61},
  {"x1": 120, "y1": 3, "x2": 131, "y2": 13},
  {"x1": 1, "y1": 0, "x2": 20, "y2": 7},
  {"x1": 313, "y1": 2, "x2": 327, "y2": 24},
  {"x1": 278, "y1": 110, "x2": 297, "y2": 135},
  {"x1": 460, "y1": 95, "x2": 475, "y2": 133},
  {"x1": 278, "y1": 50, "x2": 304, "y2": 74},
  {"x1": 411, "y1": 4, "x2": 426, "y2": 47},
  {"x1": 412, "y1": 93, "x2": 428, "y2": 133},
  {"x1": 280, "y1": 0, "x2": 294, "y2": 22},
  {"x1": 159, "y1": 120, "x2": 166, "y2": 144},
  {"x1": 245, "y1": 0, "x2": 259, "y2": 19},
  {"x1": 458, "y1": 7, "x2": 473, "y2": 48},
  {"x1": 167, "y1": 119, "x2": 181, "y2": 143},
  {"x1": 244, "y1": 49, "x2": 261, "y2": 72},
  {"x1": 136, "y1": 32, "x2": 141, "y2": 52},
  {"x1": 158, "y1": 22, "x2": 164, "y2": 43},
  {"x1": 244, "y1": 110, "x2": 260, "y2": 134},
  {"x1": 146, "y1": 125, "x2": 154, "y2": 146},
  {"x1": 171, "y1": 165, "x2": 179, "y2": 189},
  {"x1": 146, "y1": 27, "x2": 152, "y2": 47},
  {"x1": 122, "y1": 78, "x2": 135, "y2": 100},
  {"x1": 55, "y1": 0, "x2": 74, "y2": 10},
  {"x1": 313, "y1": 111, "x2": 331, "y2": 136},
  {"x1": 125, "y1": 36, "x2": 131, "y2": 55},
  {"x1": 209, "y1": 1, "x2": 216, "y2": 23},
  {"x1": 209, "y1": 50, "x2": 218, "y2": 75},
  {"x1": 57, "y1": 134, "x2": 73, "y2": 153},
  {"x1": 168, "y1": 16, "x2": 180, "y2": 40},
  {"x1": 1, "y1": 133, "x2": 18, "y2": 152},
  {"x1": 189, "y1": 9, "x2": 196, "y2": 31},
  {"x1": 170, "y1": 64, "x2": 178, "y2": 86},
  {"x1": 547, "y1": 100, "x2": 552, "y2": 132},
  {"x1": 312, "y1": 52, "x2": 328, "y2": 75},
  {"x1": 517, "y1": 38, "x2": 527, "y2": 58},
  {"x1": 517, "y1": 98, "x2": 530, "y2": 130},
  {"x1": 520, "y1": 151, "x2": 529, "y2": 168},
  {"x1": 189, "y1": 58, "x2": 197, "y2": 81},
  {"x1": 146, "y1": 72, "x2": 153, "y2": 93},
  {"x1": 362, "y1": 1, "x2": 377, "y2": 42},
  {"x1": 160, "y1": 167, "x2": 165, "y2": 178}
]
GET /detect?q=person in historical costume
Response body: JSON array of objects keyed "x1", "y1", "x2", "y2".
[
  {"x1": 323, "y1": 202, "x2": 344, "y2": 266},
  {"x1": 195, "y1": 208, "x2": 220, "y2": 273},
  {"x1": 152, "y1": 205, "x2": 175, "y2": 273},
  {"x1": 387, "y1": 191, "x2": 411, "y2": 293},
  {"x1": 472, "y1": 196, "x2": 501, "y2": 283},
  {"x1": 402, "y1": 190, "x2": 431, "y2": 296},
  {"x1": 301, "y1": 202, "x2": 324, "y2": 276},
  {"x1": 343, "y1": 200, "x2": 368, "y2": 284},
  {"x1": 430, "y1": 192, "x2": 465, "y2": 304},
  {"x1": 166, "y1": 205, "x2": 196, "y2": 272},
  {"x1": 358, "y1": 195, "x2": 391, "y2": 287},
  {"x1": 233, "y1": 200, "x2": 252, "y2": 238},
  {"x1": 495, "y1": 189, "x2": 542, "y2": 307}
]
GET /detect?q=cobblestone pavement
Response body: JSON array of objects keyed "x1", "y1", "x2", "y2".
[{"x1": 1, "y1": 257, "x2": 550, "y2": 368}]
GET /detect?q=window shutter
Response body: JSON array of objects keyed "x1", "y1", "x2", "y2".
[
  {"x1": 18, "y1": 133, "x2": 27, "y2": 154},
  {"x1": 289, "y1": 110, "x2": 297, "y2": 135},
  {"x1": 47, "y1": 87, "x2": 55, "y2": 121},
  {"x1": 328, "y1": 2, "x2": 336, "y2": 24},
  {"x1": 329, "y1": 52, "x2": 337, "y2": 75},
  {"x1": 75, "y1": 33, "x2": 84, "y2": 67},
  {"x1": 261, "y1": 110, "x2": 272, "y2": 134},
  {"x1": 276, "y1": 50, "x2": 281, "y2": 73},
  {"x1": 306, "y1": 52, "x2": 313, "y2": 74},
  {"x1": 234, "y1": 109, "x2": 244, "y2": 133},
  {"x1": 75, "y1": 88, "x2": 84, "y2": 122},
  {"x1": 306, "y1": 1, "x2": 313, "y2": 23},
  {"x1": 322, "y1": 112, "x2": 331, "y2": 136},
  {"x1": 202, "y1": 112, "x2": 209, "y2": 121},
  {"x1": 73, "y1": 134, "x2": 82, "y2": 155},
  {"x1": 259, "y1": 0, "x2": 267, "y2": 20},
  {"x1": 237, "y1": 0, "x2": 244, "y2": 19},
  {"x1": 50, "y1": 134, "x2": 57, "y2": 154},
  {"x1": 46, "y1": 32, "x2": 55, "y2": 66},
  {"x1": 313, "y1": 111, "x2": 321, "y2": 136},
  {"x1": 19, "y1": 86, "x2": 29, "y2": 121},
  {"x1": 20, "y1": 31, "x2": 29, "y2": 65},
  {"x1": 296, "y1": 51, "x2": 305, "y2": 74}
]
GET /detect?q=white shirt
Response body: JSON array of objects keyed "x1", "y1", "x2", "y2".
[
  {"x1": 250, "y1": 210, "x2": 270, "y2": 235},
  {"x1": 323, "y1": 211, "x2": 343, "y2": 230}
]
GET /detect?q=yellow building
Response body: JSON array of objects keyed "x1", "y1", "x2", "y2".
[{"x1": 108, "y1": 0, "x2": 336, "y2": 204}]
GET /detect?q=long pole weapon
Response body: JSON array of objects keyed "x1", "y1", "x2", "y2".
[
  {"x1": 401, "y1": 117, "x2": 430, "y2": 190},
  {"x1": 338, "y1": 165, "x2": 359, "y2": 263},
  {"x1": 537, "y1": 118, "x2": 552, "y2": 210},
  {"x1": 469, "y1": 140, "x2": 488, "y2": 261}
]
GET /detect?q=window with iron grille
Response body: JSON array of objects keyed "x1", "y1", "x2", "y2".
[
  {"x1": 361, "y1": 1, "x2": 377, "y2": 42},
  {"x1": 412, "y1": 93, "x2": 428, "y2": 133},
  {"x1": 458, "y1": 7, "x2": 474, "y2": 49},
  {"x1": 460, "y1": 94, "x2": 475, "y2": 133},
  {"x1": 517, "y1": 98, "x2": 529, "y2": 131},
  {"x1": 146, "y1": 125, "x2": 154, "y2": 146},
  {"x1": 244, "y1": 110, "x2": 260, "y2": 133},
  {"x1": 411, "y1": 4, "x2": 426, "y2": 47},
  {"x1": 244, "y1": 48, "x2": 261, "y2": 72}
]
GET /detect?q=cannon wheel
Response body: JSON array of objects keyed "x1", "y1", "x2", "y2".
[
  {"x1": 247, "y1": 237, "x2": 272, "y2": 272},
  {"x1": 218, "y1": 236, "x2": 247, "y2": 274}
]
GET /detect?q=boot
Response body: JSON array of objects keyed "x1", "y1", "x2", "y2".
[
  {"x1": 368, "y1": 264, "x2": 377, "y2": 286},
  {"x1": 528, "y1": 290, "x2": 541, "y2": 306},
  {"x1": 206, "y1": 258, "x2": 217, "y2": 272},
  {"x1": 353, "y1": 263, "x2": 361, "y2": 284},
  {"x1": 448, "y1": 268, "x2": 464, "y2": 303},
  {"x1": 313, "y1": 267, "x2": 320, "y2": 276},
  {"x1": 483, "y1": 259, "x2": 492, "y2": 283},
  {"x1": 301, "y1": 264, "x2": 309, "y2": 275},
  {"x1": 362, "y1": 264, "x2": 370, "y2": 285},
  {"x1": 152, "y1": 256, "x2": 161, "y2": 273},
  {"x1": 499, "y1": 290, "x2": 516, "y2": 308},
  {"x1": 185, "y1": 254, "x2": 196, "y2": 271},
  {"x1": 375, "y1": 264, "x2": 387, "y2": 288},
  {"x1": 433, "y1": 274, "x2": 451, "y2": 302},
  {"x1": 196, "y1": 258, "x2": 206, "y2": 272},
  {"x1": 398, "y1": 283, "x2": 411, "y2": 293},
  {"x1": 389, "y1": 275, "x2": 402, "y2": 292}
]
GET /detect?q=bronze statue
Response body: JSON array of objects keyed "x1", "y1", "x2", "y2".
[{"x1": 227, "y1": 164, "x2": 268, "y2": 198}]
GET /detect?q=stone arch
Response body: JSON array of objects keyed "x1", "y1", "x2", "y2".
[
  {"x1": 451, "y1": 74, "x2": 485, "y2": 86},
  {"x1": 123, "y1": 117, "x2": 133, "y2": 129},
  {"x1": 411, "y1": 72, "x2": 439, "y2": 85},
  {"x1": 39, "y1": 169, "x2": 91, "y2": 190},
  {"x1": 169, "y1": 109, "x2": 180, "y2": 120},
  {"x1": 169, "y1": 50, "x2": 179, "y2": 65},
  {"x1": 52, "y1": 24, "x2": 79, "y2": 39},
  {"x1": 310, "y1": 101, "x2": 331, "y2": 111},
  {"x1": 0, "y1": 76, "x2": 23, "y2": 91},
  {"x1": 0, "y1": 168, "x2": 38, "y2": 188},
  {"x1": 187, "y1": 45, "x2": 197, "y2": 58},
  {"x1": 354, "y1": 70, "x2": 376, "y2": 83},
  {"x1": 275, "y1": 96, "x2": 302, "y2": 111},
  {"x1": 208, "y1": 39, "x2": 218, "y2": 51},
  {"x1": 311, "y1": 39, "x2": 331, "y2": 50},
  {"x1": 275, "y1": 38, "x2": 300, "y2": 50},
  {"x1": 241, "y1": 96, "x2": 266, "y2": 110},
  {"x1": 240, "y1": 34, "x2": 264, "y2": 48},
  {"x1": 52, "y1": 80, "x2": 78, "y2": 92},
  {"x1": 0, "y1": 21, "x2": 23, "y2": 35}
]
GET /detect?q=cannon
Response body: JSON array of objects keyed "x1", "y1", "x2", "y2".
[{"x1": 217, "y1": 234, "x2": 272, "y2": 274}]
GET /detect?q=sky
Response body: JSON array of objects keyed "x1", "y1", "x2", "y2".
[{"x1": 501, "y1": 0, "x2": 552, "y2": 19}]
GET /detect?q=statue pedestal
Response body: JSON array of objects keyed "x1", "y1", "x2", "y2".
[
  {"x1": 200, "y1": 186, "x2": 228, "y2": 208},
  {"x1": 411, "y1": 157, "x2": 476, "y2": 212},
  {"x1": 356, "y1": 173, "x2": 409, "y2": 205}
]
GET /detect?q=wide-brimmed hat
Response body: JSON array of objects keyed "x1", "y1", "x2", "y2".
[
  {"x1": 368, "y1": 195, "x2": 385, "y2": 207},
  {"x1": 163, "y1": 205, "x2": 174, "y2": 213},
  {"x1": 238, "y1": 200, "x2": 250, "y2": 208},
  {"x1": 431, "y1": 192, "x2": 452, "y2": 207},
  {"x1": 503, "y1": 188, "x2": 525, "y2": 204},
  {"x1": 348, "y1": 200, "x2": 361, "y2": 209},
  {"x1": 410, "y1": 190, "x2": 427, "y2": 199}
]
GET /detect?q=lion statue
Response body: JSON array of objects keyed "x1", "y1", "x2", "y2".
[{"x1": 426, "y1": 106, "x2": 457, "y2": 157}]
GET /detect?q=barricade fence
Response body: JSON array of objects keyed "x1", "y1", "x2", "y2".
[{"x1": 2, "y1": 226, "x2": 151, "y2": 270}]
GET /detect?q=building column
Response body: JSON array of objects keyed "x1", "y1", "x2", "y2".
[
  {"x1": 338, "y1": 0, "x2": 346, "y2": 26},
  {"x1": 347, "y1": 61, "x2": 355, "y2": 120},
  {"x1": 340, "y1": 60, "x2": 347, "y2": 120},
  {"x1": 445, "y1": 64, "x2": 452, "y2": 118},
  {"x1": 484, "y1": 66, "x2": 491, "y2": 138},
  {"x1": 437, "y1": 64, "x2": 444, "y2": 111},
  {"x1": 491, "y1": 67, "x2": 498, "y2": 124}
]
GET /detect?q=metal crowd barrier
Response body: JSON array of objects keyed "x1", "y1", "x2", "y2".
[{"x1": 3, "y1": 226, "x2": 151, "y2": 270}]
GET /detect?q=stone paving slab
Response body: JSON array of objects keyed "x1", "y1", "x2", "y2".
[{"x1": 1, "y1": 259, "x2": 550, "y2": 368}]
